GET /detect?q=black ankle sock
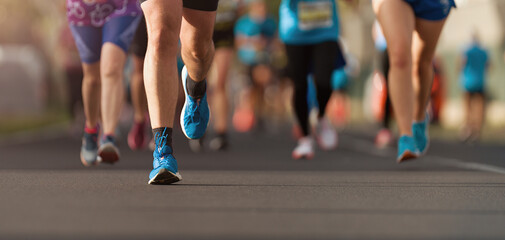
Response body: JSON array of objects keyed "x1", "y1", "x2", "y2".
[
  {"x1": 152, "y1": 127, "x2": 173, "y2": 149},
  {"x1": 186, "y1": 75, "x2": 207, "y2": 99}
]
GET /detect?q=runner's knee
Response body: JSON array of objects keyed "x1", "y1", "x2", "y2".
[
  {"x1": 413, "y1": 56, "x2": 433, "y2": 74},
  {"x1": 182, "y1": 37, "x2": 214, "y2": 63},
  {"x1": 82, "y1": 65, "x2": 100, "y2": 86},
  {"x1": 388, "y1": 44, "x2": 412, "y2": 70},
  {"x1": 83, "y1": 73, "x2": 100, "y2": 87},
  {"x1": 148, "y1": 26, "x2": 179, "y2": 56},
  {"x1": 143, "y1": 7, "x2": 180, "y2": 56}
]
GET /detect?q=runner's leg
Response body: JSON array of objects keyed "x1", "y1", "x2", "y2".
[
  {"x1": 210, "y1": 47, "x2": 233, "y2": 137},
  {"x1": 410, "y1": 17, "x2": 447, "y2": 154},
  {"x1": 82, "y1": 63, "x2": 101, "y2": 129},
  {"x1": 312, "y1": 41, "x2": 337, "y2": 118},
  {"x1": 373, "y1": 0, "x2": 415, "y2": 136},
  {"x1": 100, "y1": 43, "x2": 127, "y2": 136},
  {"x1": 180, "y1": 8, "x2": 216, "y2": 85},
  {"x1": 69, "y1": 24, "x2": 103, "y2": 166},
  {"x1": 70, "y1": 25, "x2": 103, "y2": 130},
  {"x1": 412, "y1": 18, "x2": 447, "y2": 122},
  {"x1": 312, "y1": 41, "x2": 338, "y2": 150},
  {"x1": 142, "y1": 0, "x2": 182, "y2": 129},
  {"x1": 101, "y1": 16, "x2": 141, "y2": 136},
  {"x1": 178, "y1": 7, "x2": 216, "y2": 139},
  {"x1": 142, "y1": 0, "x2": 183, "y2": 184},
  {"x1": 473, "y1": 93, "x2": 485, "y2": 137},
  {"x1": 285, "y1": 44, "x2": 311, "y2": 136},
  {"x1": 131, "y1": 55, "x2": 148, "y2": 124}
]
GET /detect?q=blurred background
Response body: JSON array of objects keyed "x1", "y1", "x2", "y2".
[{"x1": 1, "y1": 0, "x2": 505, "y2": 144}]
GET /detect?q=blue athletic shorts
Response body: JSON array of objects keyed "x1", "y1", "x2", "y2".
[
  {"x1": 70, "y1": 16, "x2": 141, "y2": 63},
  {"x1": 404, "y1": 0, "x2": 456, "y2": 21}
]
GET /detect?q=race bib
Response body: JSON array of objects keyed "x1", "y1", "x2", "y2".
[{"x1": 297, "y1": 1, "x2": 333, "y2": 31}]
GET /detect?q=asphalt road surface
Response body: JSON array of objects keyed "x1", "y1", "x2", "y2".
[{"x1": 1, "y1": 125, "x2": 505, "y2": 240}]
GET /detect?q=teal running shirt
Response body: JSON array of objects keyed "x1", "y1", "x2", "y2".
[{"x1": 279, "y1": 0, "x2": 339, "y2": 45}]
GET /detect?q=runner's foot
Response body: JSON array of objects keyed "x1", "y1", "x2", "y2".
[
  {"x1": 396, "y1": 135, "x2": 419, "y2": 163},
  {"x1": 412, "y1": 114, "x2": 430, "y2": 155},
  {"x1": 189, "y1": 138, "x2": 204, "y2": 153},
  {"x1": 316, "y1": 118, "x2": 338, "y2": 150},
  {"x1": 209, "y1": 133, "x2": 228, "y2": 151},
  {"x1": 375, "y1": 128, "x2": 393, "y2": 149},
  {"x1": 80, "y1": 127, "x2": 99, "y2": 167},
  {"x1": 98, "y1": 135, "x2": 120, "y2": 164},
  {"x1": 292, "y1": 137, "x2": 314, "y2": 160},
  {"x1": 149, "y1": 129, "x2": 181, "y2": 185},
  {"x1": 180, "y1": 66, "x2": 210, "y2": 139},
  {"x1": 128, "y1": 120, "x2": 147, "y2": 150}
]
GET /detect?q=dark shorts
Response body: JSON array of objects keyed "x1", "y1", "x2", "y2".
[
  {"x1": 213, "y1": 28, "x2": 234, "y2": 49},
  {"x1": 403, "y1": 0, "x2": 456, "y2": 21},
  {"x1": 131, "y1": 16, "x2": 148, "y2": 58},
  {"x1": 465, "y1": 88, "x2": 485, "y2": 95},
  {"x1": 466, "y1": 91, "x2": 485, "y2": 100},
  {"x1": 70, "y1": 16, "x2": 141, "y2": 63},
  {"x1": 183, "y1": 0, "x2": 219, "y2": 11}
]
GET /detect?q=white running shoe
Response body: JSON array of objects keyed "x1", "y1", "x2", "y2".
[
  {"x1": 292, "y1": 137, "x2": 314, "y2": 160},
  {"x1": 316, "y1": 118, "x2": 338, "y2": 150}
]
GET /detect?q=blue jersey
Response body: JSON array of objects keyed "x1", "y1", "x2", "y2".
[
  {"x1": 279, "y1": 0, "x2": 339, "y2": 45},
  {"x1": 234, "y1": 15, "x2": 277, "y2": 65},
  {"x1": 461, "y1": 43, "x2": 488, "y2": 92}
]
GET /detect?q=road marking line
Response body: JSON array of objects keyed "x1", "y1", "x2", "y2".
[
  {"x1": 344, "y1": 133, "x2": 505, "y2": 175},
  {"x1": 429, "y1": 156, "x2": 505, "y2": 175}
]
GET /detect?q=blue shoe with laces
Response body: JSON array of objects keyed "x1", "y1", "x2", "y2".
[
  {"x1": 180, "y1": 66, "x2": 210, "y2": 139},
  {"x1": 397, "y1": 135, "x2": 419, "y2": 163},
  {"x1": 412, "y1": 114, "x2": 430, "y2": 155},
  {"x1": 148, "y1": 131, "x2": 182, "y2": 185},
  {"x1": 80, "y1": 131, "x2": 99, "y2": 167}
]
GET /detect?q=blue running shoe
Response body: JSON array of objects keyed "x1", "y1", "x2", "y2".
[
  {"x1": 98, "y1": 135, "x2": 120, "y2": 164},
  {"x1": 80, "y1": 131, "x2": 99, "y2": 167},
  {"x1": 412, "y1": 114, "x2": 430, "y2": 155},
  {"x1": 180, "y1": 66, "x2": 210, "y2": 139},
  {"x1": 397, "y1": 135, "x2": 419, "y2": 163},
  {"x1": 148, "y1": 131, "x2": 182, "y2": 185}
]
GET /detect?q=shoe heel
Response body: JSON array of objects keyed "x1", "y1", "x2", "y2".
[{"x1": 98, "y1": 143, "x2": 120, "y2": 164}]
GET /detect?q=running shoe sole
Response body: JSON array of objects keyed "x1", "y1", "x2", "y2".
[
  {"x1": 148, "y1": 168, "x2": 182, "y2": 185},
  {"x1": 98, "y1": 143, "x2": 120, "y2": 164},
  {"x1": 180, "y1": 67, "x2": 210, "y2": 140},
  {"x1": 292, "y1": 152, "x2": 314, "y2": 160},
  {"x1": 80, "y1": 154, "x2": 98, "y2": 167},
  {"x1": 397, "y1": 150, "x2": 418, "y2": 163}
]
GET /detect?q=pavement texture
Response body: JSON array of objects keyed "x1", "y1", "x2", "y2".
[{"x1": 1, "y1": 126, "x2": 505, "y2": 240}]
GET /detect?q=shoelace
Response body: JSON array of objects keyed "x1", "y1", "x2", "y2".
[
  {"x1": 187, "y1": 99, "x2": 201, "y2": 123},
  {"x1": 154, "y1": 130, "x2": 169, "y2": 166}
]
